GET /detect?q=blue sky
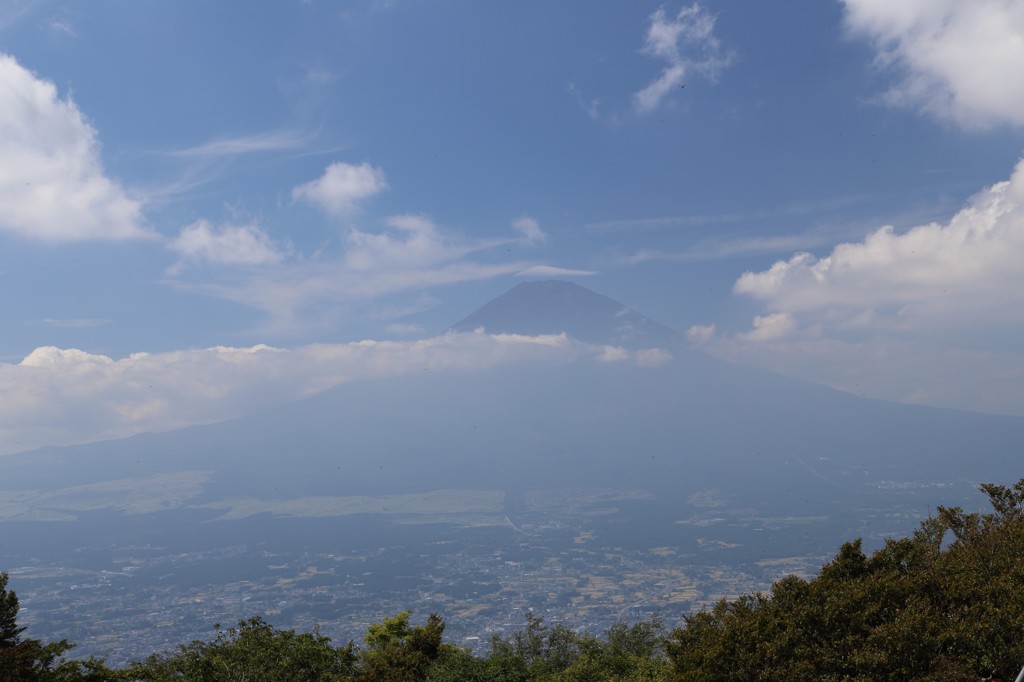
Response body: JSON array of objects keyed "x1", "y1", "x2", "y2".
[{"x1": 2, "y1": 0, "x2": 1024, "y2": 452}]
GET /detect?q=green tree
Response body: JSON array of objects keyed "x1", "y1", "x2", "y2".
[
  {"x1": 358, "y1": 612, "x2": 448, "y2": 682},
  {"x1": 126, "y1": 616, "x2": 356, "y2": 681},
  {"x1": 474, "y1": 614, "x2": 671, "y2": 681},
  {"x1": 666, "y1": 479, "x2": 1024, "y2": 681},
  {"x1": 551, "y1": 620, "x2": 672, "y2": 681}
]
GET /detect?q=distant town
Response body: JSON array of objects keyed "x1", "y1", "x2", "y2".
[{"x1": 10, "y1": 481, "x2": 942, "y2": 667}]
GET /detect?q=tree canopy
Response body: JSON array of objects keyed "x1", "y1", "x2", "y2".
[{"x1": 666, "y1": 479, "x2": 1024, "y2": 681}]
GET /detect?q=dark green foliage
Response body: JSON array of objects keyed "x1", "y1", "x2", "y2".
[
  {"x1": 359, "y1": 611, "x2": 448, "y2": 682},
  {"x1": 666, "y1": 479, "x2": 1024, "y2": 681},
  {"x1": 478, "y1": 613, "x2": 672, "y2": 682},
  {"x1": 124, "y1": 616, "x2": 356, "y2": 681},
  {"x1": 0, "y1": 573, "x2": 25, "y2": 650}
]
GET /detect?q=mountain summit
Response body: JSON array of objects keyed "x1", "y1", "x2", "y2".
[{"x1": 450, "y1": 280, "x2": 681, "y2": 348}]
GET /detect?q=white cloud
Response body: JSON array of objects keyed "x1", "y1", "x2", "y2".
[
  {"x1": 598, "y1": 345, "x2": 630, "y2": 362},
  {"x1": 634, "y1": 4, "x2": 734, "y2": 114},
  {"x1": 619, "y1": 232, "x2": 850, "y2": 265},
  {"x1": 516, "y1": 265, "x2": 597, "y2": 278},
  {"x1": 737, "y1": 313, "x2": 798, "y2": 342},
  {"x1": 488, "y1": 331, "x2": 570, "y2": 347},
  {"x1": 0, "y1": 332, "x2": 604, "y2": 455},
  {"x1": 47, "y1": 17, "x2": 76, "y2": 37},
  {"x1": 344, "y1": 214, "x2": 456, "y2": 272},
  {"x1": 734, "y1": 158, "x2": 1024, "y2": 331},
  {"x1": 843, "y1": 0, "x2": 1024, "y2": 129},
  {"x1": 710, "y1": 159, "x2": 1024, "y2": 416},
  {"x1": 171, "y1": 214, "x2": 542, "y2": 329},
  {"x1": 512, "y1": 216, "x2": 546, "y2": 245},
  {"x1": 177, "y1": 258, "x2": 532, "y2": 334},
  {"x1": 292, "y1": 161, "x2": 386, "y2": 215},
  {"x1": 169, "y1": 130, "x2": 313, "y2": 158},
  {"x1": 635, "y1": 348, "x2": 673, "y2": 366},
  {"x1": 686, "y1": 323, "x2": 715, "y2": 344},
  {"x1": 168, "y1": 219, "x2": 284, "y2": 270},
  {"x1": 0, "y1": 54, "x2": 149, "y2": 241},
  {"x1": 568, "y1": 82, "x2": 601, "y2": 119}
]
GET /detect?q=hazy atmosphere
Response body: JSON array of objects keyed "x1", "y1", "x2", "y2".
[
  {"x1": 2, "y1": 0, "x2": 1024, "y2": 456},
  {"x1": 6, "y1": 3, "x2": 1024, "y2": 676}
]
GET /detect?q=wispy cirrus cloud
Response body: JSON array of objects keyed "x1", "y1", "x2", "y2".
[
  {"x1": 159, "y1": 154, "x2": 553, "y2": 334},
  {"x1": 568, "y1": 82, "x2": 602, "y2": 120},
  {"x1": 31, "y1": 318, "x2": 111, "y2": 329},
  {"x1": 46, "y1": 16, "x2": 76, "y2": 37},
  {"x1": 174, "y1": 258, "x2": 532, "y2": 333},
  {"x1": 633, "y1": 3, "x2": 734, "y2": 114},
  {"x1": 0, "y1": 1, "x2": 39, "y2": 31},
  {"x1": 617, "y1": 233, "x2": 844, "y2": 266},
  {"x1": 168, "y1": 130, "x2": 316, "y2": 158},
  {"x1": 167, "y1": 212, "x2": 541, "y2": 332},
  {"x1": 586, "y1": 193, "x2": 882, "y2": 234}
]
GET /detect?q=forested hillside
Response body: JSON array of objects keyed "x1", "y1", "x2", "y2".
[{"x1": 4, "y1": 479, "x2": 1024, "y2": 681}]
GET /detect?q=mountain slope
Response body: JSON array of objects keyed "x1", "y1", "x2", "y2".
[
  {"x1": 5, "y1": 280, "x2": 1022, "y2": 508},
  {"x1": 450, "y1": 280, "x2": 682, "y2": 348}
]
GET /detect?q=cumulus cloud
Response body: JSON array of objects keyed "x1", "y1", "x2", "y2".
[
  {"x1": 0, "y1": 332, "x2": 604, "y2": 455},
  {"x1": 737, "y1": 313, "x2": 798, "y2": 342},
  {"x1": 843, "y1": 0, "x2": 1024, "y2": 129},
  {"x1": 292, "y1": 161, "x2": 386, "y2": 215},
  {"x1": 168, "y1": 220, "x2": 284, "y2": 271},
  {"x1": 634, "y1": 3, "x2": 734, "y2": 113},
  {"x1": 707, "y1": 159, "x2": 1024, "y2": 416},
  {"x1": 734, "y1": 158, "x2": 1024, "y2": 331},
  {"x1": 0, "y1": 54, "x2": 149, "y2": 241}
]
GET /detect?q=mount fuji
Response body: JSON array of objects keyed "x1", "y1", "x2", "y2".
[{"x1": 3, "y1": 280, "x2": 1023, "y2": 663}]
